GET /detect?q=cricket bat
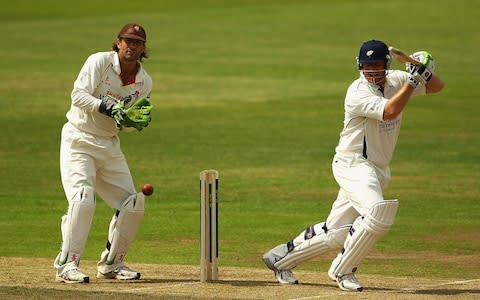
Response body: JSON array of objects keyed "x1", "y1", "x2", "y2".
[{"x1": 388, "y1": 46, "x2": 423, "y2": 65}]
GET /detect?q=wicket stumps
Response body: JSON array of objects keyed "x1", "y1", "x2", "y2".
[{"x1": 199, "y1": 169, "x2": 219, "y2": 282}]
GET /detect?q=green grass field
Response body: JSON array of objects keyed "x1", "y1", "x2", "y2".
[{"x1": 1, "y1": 0, "x2": 479, "y2": 282}]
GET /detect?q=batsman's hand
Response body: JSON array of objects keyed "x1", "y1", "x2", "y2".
[
  {"x1": 405, "y1": 51, "x2": 435, "y2": 85},
  {"x1": 406, "y1": 73, "x2": 421, "y2": 89},
  {"x1": 405, "y1": 51, "x2": 435, "y2": 73}
]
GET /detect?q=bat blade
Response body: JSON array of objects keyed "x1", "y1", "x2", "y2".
[{"x1": 388, "y1": 46, "x2": 423, "y2": 65}]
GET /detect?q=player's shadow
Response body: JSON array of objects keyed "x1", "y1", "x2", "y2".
[
  {"x1": 213, "y1": 280, "x2": 333, "y2": 288},
  {"x1": 127, "y1": 279, "x2": 285, "y2": 287},
  {"x1": 101, "y1": 279, "x2": 480, "y2": 295},
  {"x1": 135, "y1": 278, "x2": 199, "y2": 284},
  {"x1": 411, "y1": 288, "x2": 480, "y2": 296},
  {"x1": 211, "y1": 279, "x2": 273, "y2": 287},
  {"x1": 367, "y1": 286, "x2": 480, "y2": 296},
  {"x1": 95, "y1": 278, "x2": 199, "y2": 285}
]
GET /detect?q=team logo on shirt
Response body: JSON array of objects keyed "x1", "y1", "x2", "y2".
[
  {"x1": 101, "y1": 91, "x2": 141, "y2": 106},
  {"x1": 379, "y1": 118, "x2": 401, "y2": 132}
]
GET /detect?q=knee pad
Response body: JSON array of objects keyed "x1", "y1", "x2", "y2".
[
  {"x1": 330, "y1": 200, "x2": 399, "y2": 276},
  {"x1": 99, "y1": 192, "x2": 145, "y2": 269},
  {"x1": 363, "y1": 199, "x2": 399, "y2": 234},
  {"x1": 57, "y1": 186, "x2": 96, "y2": 266}
]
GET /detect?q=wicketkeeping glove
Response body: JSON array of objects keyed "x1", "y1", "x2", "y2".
[{"x1": 99, "y1": 96, "x2": 153, "y2": 131}]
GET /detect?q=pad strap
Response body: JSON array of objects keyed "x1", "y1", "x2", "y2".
[{"x1": 274, "y1": 222, "x2": 350, "y2": 270}]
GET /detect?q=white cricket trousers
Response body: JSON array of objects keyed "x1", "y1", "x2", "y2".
[
  {"x1": 326, "y1": 152, "x2": 391, "y2": 229},
  {"x1": 60, "y1": 122, "x2": 136, "y2": 209}
]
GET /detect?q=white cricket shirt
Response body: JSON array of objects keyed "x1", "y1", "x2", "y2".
[
  {"x1": 335, "y1": 70, "x2": 425, "y2": 167},
  {"x1": 67, "y1": 51, "x2": 153, "y2": 136}
]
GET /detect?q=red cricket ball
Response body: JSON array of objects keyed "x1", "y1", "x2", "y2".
[{"x1": 142, "y1": 183, "x2": 154, "y2": 196}]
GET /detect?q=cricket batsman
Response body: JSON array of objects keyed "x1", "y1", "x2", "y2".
[
  {"x1": 263, "y1": 40, "x2": 444, "y2": 291},
  {"x1": 54, "y1": 23, "x2": 153, "y2": 283}
]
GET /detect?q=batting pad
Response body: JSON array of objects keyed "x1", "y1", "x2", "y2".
[
  {"x1": 57, "y1": 186, "x2": 96, "y2": 266},
  {"x1": 274, "y1": 223, "x2": 350, "y2": 270},
  {"x1": 330, "y1": 200, "x2": 399, "y2": 276},
  {"x1": 98, "y1": 192, "x2": 145, "y2": 273}
]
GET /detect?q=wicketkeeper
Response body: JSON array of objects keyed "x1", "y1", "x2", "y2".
[
  {"x1": 263, "y1": 40, "x2": 444, "y2": 291},
  {"x1": 54, "y1": 23, "x2": 153, "y2": 283}
]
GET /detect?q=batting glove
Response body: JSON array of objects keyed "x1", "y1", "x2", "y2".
[
  {"x1": 405, "y1": 51, "x2": 435, "y2": 74},
  {"x1": 410, "y1": 63, "x2": 433, "y2": 86},
  {"x1": 407, "y1": 74, "x2": 421, "y2": 89},
  {"x1": 405, "y1": 51, "x2": 435, "y2": 86}
]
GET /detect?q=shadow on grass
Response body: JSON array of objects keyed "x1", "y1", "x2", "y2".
[
  {"x1": 367, "y1": 286, "x2": 480, "y2": 296},
  {"x1": 410, "y1": 288, "x2": 480, "y2": 296},
  {"x1": 98, "y1": 278, "x2": 198, "y2": 285}
]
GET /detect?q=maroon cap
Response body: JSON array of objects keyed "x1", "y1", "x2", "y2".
[{"x1": 118, "y1": 23, "x2": 147, "y2": 42}]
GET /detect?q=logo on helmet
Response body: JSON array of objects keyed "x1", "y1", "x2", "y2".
[{"x1": 367, "y1": 50, "x2": 374, "y2": 57}]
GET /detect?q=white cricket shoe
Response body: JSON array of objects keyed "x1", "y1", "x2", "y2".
[
  {"x1": 274, "y1": 269, "x2": 299, "y2": 284},
  {"x1": 336, "y1": 273, "x2": 363, "y2": 292},
  {"x1": 56, "y1": 268, "x2": 89, "y2": 284},
  {"x1": 262, "y1": 245, "x2": 298, "y2": 284},
  {"x1": 97, "y1": 265, "x2": 141, "y2": 280}
]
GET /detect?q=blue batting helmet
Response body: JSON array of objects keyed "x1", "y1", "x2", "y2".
[{"x1": 357, "y1": 40, "x2": 391, "y2": 70}]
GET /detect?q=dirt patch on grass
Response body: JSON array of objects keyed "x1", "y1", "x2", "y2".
[{"x1": 0, "y1": 257, "x2": 479, "y2": 299}]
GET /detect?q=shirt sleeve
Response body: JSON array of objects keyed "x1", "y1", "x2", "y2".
[
  {"x1": 345, "y1": 83, "x2": 386, "y2": 121},
  {"x1": 70, "y1": 53, "x2": 105, "y2": 112}
]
